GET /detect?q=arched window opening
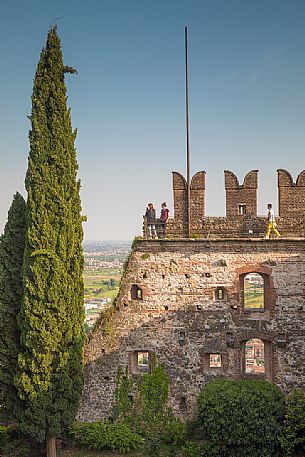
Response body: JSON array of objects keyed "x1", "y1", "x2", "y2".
[
  {"x1": 244, "y1": 273, "x2": 264, "y2": 309},
  {"x1": 245, "y1": 338, "x2": 265, "y2": 374},
  {"x1": 131, "y1": 284, "x2": 143, "y2": 300}
]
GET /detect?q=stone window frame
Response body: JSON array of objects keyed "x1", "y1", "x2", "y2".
[
  {"x1": 239, "y1": 204, "x2": 247, "y2": 215},
  {"x1": 129, "y1": 350, "x2": 151, "y2": 375},
  {"x1": 215, "y1": 286, "x2": 226, "y2": 301},
  {"x1": 240, "y1": 336, "x2": 272, "y2": 381},
  {"x1": 130, "y1": 284, "x2": 143, "y2": 301},
  {"x1": 237, "y1": 265, "x2": 275, "y2": 314},
  {"x1": 204, "y1": 352, "x2": 225, "y2": 372}
]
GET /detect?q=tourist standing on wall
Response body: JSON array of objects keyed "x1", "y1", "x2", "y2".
[
  {"x1": 160, "y1": 202, "x2": 169, "y2": 238},
  {"x1": 145, "y1": 203, "x2": 158, "y2": 239},
  {"x1": 265, "y1": 203, "x2": 281, "y2": 239}
]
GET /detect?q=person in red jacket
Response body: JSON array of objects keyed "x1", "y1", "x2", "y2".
[{"x1": 160, "y1": 202, "x2": 169, "y2": 238}]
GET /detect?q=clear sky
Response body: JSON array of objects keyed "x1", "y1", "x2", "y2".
[{"x1": 1, "y1": 0, "x2": 305, "y2": 240}]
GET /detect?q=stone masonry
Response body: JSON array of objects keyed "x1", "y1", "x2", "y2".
[
  {"x1": 79, "y1": 169, "x2": 305, "y2": 422},
  {"x1": 144, "y1": 169, "x2": 305, "y2": 238}
]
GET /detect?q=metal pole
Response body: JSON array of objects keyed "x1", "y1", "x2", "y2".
[{"x1": 185, "y1": 26, "x2": 191, "y2": 238}]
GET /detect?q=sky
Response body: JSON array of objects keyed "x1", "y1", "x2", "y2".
[{"x1": 1, "y1": 0, "x2": 305, "y2": 240}]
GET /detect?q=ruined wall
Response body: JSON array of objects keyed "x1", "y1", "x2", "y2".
[{"x1": 79, "y1": 239, "x2": 305, "y2": 422}]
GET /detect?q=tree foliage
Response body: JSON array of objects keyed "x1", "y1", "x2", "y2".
[
  {"x1": 197, "y1": 379, "x2": 285, "y2": 457},
  {"x1": 15, "y1": 26, "x2": 85, "y2": 444},
  {"x1": 0, "y1": 193, "x2": 26, "y2": 418},
  {"x1": 280, "y1": 388, "x2": 305, "y2": 456}
]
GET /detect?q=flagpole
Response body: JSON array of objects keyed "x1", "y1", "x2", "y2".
[{"x1": 185, "y1": 26, "x2": 191, "y2": 238}]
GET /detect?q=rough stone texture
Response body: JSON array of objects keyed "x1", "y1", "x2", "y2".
[
  {"x1": 143, "y1": 169, "x2": 305, "y2": 239},
  {"x1": 79, "y1": 239, "x2": 305, "y2": 422},
  {"x1": 278, "y1": 169, "x2": 305, "y2": 217},
  {"x1": 171, "y1": 171, "x2": 206, "y2": 237},
  {"x1": 225, "y1": 170, "x2": 258, "y2": 217}
]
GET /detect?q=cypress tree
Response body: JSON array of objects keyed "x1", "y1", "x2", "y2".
[
  {"x1": 16, "y1": 26, "x2": 85, "y2": 456},
  {"x1": 0, "y1": 193, "x2": 26, "y2": 419}
]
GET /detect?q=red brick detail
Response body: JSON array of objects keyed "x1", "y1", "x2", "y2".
[{"x1": 235, "y1": 265, "x2": 276, "y2": 315}]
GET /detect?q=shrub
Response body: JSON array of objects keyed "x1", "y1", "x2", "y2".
[
  {"x1": 161, "y1": 418, "x2": 187, "y2": 446},
  {"x1": 280, "y1": 387, "x2": 305, "y2": 456},
  {"x1": 197, "y1": 379, "x2": 285, "y2": 457},
  {"x1": 132, "y1": 363, "x2": 170, "y2": 456},
  {"x1": 73, "y1": 420, "x2": 143, "y2": 454},
  {"x1": 0, "y1": 425, "x2": 8, "y2": 449},
  {"x1": 180, "y1": 441, "x2": 205, "y2": 457},
  {"x1": 113, "y1": 366, "x2": 134, "y2": 422},
  {"x1": 0, "y1": 425, "x2": 45, "y2": 457}
]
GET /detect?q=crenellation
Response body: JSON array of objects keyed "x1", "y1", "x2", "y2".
[
  {"x1": 278, "y1": 169, "x2": 305, "y2": 217},
  {"x1": 224, "y1": 170, "x2": 258, "y2": 217},
  {"x1": 144, "y1": 168, "x2": 305, "y2": 239}
]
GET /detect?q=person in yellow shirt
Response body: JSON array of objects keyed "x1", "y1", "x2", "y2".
[{"x1": 265, "y1": 203, "x2": 280, "y2": 239}]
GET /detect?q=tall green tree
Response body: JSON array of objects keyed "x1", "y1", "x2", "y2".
[
  {"x1": 0, "y1": 192, "x2": 26, "y2": 418},
  {"x1": 16, "y1": 26, "x2": 85, "y2": 457}
]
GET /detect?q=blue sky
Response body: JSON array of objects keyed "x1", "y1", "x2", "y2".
[{"x1": 1, "y1": 0, "x2": 305, "y2": 240}]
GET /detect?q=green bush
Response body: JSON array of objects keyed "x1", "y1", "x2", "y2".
[
  {"x1": 180, "y1": 441, "x2": 205, "y2": 457},
  {"x1": 0, "y1": 425, "x2": 8, "y2": 449},
  {"x1": 113, "y1": 366, "x2": 134, "y2": 422},
  {"x1": 0, "y1": 425, "x2": 45, "y2": 457},
  {"x1": 280, "y1": 387, "x2": 305, "y2": 456},
  {"x1": 73, "y1": 420, "x2": 143, "y2": 454},
  {"x1": 161, "y1": 418, "x2": 186, "y2": 447},
  {"x1": 133, "y1": 363, "x2": 170, "y2": 456},
  {"x1": 197, "y1": 379, "x2": 285, "y2": 457}
]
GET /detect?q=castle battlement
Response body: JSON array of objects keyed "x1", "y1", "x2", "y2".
[{"x1": 143, "y1": 169, "x2": 305, "y2": 238}]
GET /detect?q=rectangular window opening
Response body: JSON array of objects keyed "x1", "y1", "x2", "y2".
[
  {"x1": 137, "y1": 351, "x2": 150, "y2": 371},
  {"x1": 209, "y1": 354, "x2": 222, "y2": 368},
  {"x1": 239, "y1": 205, "x2": 247, "y2": 215}
]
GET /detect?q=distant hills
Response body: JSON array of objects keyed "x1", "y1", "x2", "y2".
[{"x1": 83, "y1": 240, "x2": 131, "y2": 253}]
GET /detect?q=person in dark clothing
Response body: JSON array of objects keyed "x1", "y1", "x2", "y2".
[
  {"x1": 145, "y1": 203, "x2": 158, "y2": 239},
  {"x1": 160, "y1": 202, "x2": 169, "y2": 238}
]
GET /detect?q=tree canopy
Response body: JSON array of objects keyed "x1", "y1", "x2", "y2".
[{"x1": 16, "y1": 26, "x2": 85, "y2": 450}]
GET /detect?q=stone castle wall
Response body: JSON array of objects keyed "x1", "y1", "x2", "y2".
[
  {"x1": 79, "y1": 239, "x2": 305, "y2": 422},
  {"x1": 143, "y1": 169, "x2": 305, "y2": 239}
]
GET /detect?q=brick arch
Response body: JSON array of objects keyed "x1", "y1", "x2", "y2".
[
  {"x1": 238, "y1": 332, "x2": 274, "y2": 343},
  {"x1": 235, "y1": 265, "x2": 276, "y2": 314},
  {"x1": 238, "y1": 335, "x2": 274, "y2": 381},
  {"x1": 236, "y1": 265, "x2": 273, "y2": 276}
]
